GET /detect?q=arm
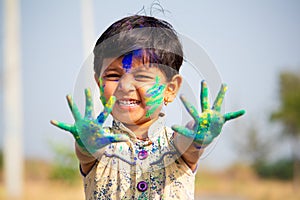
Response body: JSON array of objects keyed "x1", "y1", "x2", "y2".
[
  {"x1": 172, "y1": 81, "x2": 245, "y2": 171},
  {"x1": 75, "y1": 142, "x2": 98, "y2": 175},
  {"x1": 174, "y1": 131, "x2": 204, "y2": 171}
]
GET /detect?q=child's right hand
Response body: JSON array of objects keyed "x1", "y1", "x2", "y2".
[{"x1": 51, "y1": 88, "x2": 129, "y2": 154}]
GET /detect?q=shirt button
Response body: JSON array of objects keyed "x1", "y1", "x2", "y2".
[
  {"x1": 138, "y1": 150, "x2": 148, "y2": 160},
  {"x1": 137, "y1": 181, "x2": 148, "y2": 192}
]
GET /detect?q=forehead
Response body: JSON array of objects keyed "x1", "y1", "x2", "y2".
[
  {"x1": 103, "y1": 56, "x2": 141, "y2": 69},
  {"x1": 102, "y1": 56, "x2": 163, "y2": 74}
]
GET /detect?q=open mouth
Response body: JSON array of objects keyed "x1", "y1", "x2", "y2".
[{"x1": 117, "y1": 99, "x2": 141, "y2": 107}]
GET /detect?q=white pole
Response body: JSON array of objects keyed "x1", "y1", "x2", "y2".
[
  {"x1": 3, "y1": 0, "x2": 23, "y2": 198},
  {"x1": 78, "y1": 0, "x2": 97, "y2": 111},
  {"x1": 80, "y1": 0, "x2": 95, "y2": 58}
]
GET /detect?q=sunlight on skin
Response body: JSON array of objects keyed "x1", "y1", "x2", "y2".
[
  {"x1": 50, "y1": 88, "x2": 129, "y2": 153},
  {"x1": 172, "y1": 81, "x2": 245, "y2": 147},
  {"x1": 145, "y1": 76, "x2": 166, "y2": 118}
]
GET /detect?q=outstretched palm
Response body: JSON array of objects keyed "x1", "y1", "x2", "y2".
[
  {"x1": 51, "y1": 88, "x2": 128, "y2": 153},
  {"x1": 172, "y1": 81, "x2": 245, "y2": 146}
]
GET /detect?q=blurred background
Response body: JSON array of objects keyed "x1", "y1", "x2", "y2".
[{"x1": 0, "y1": 0, "x2": 300, "y2": 199}]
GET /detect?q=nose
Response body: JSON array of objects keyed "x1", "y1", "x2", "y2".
[{"x1": 117, "y1": 74, "x2": 135, "y2": 93}]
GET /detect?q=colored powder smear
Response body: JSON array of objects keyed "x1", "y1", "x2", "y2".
[
  {"x1": 145, "y1": 76, "x2": 166, "y2": 118},
  {"x1": 121, "y1": 49, "x2": 143, "y2": 73},
  {"x1": 122, "y1": 52, "x2": 133, "y2": 73}
]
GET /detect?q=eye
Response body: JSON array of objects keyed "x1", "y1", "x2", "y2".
[
  {"x1": 103, "y1": 73, "x2": 121, "y2": 81},
  {"x1": 134, "y1": 74, "x2": 153, "y2": 81}
]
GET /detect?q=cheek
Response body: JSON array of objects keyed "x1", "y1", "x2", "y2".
[
  {"x1": 103, "y1": 82, "x2": 118, "y2": 98},
  {"x1": 137, "y1": 86, "x2": 150, "y2": 101}
]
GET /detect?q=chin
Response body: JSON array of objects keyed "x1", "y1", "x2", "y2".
[{"x1": 112, "y1": 111, "x2": 146, "y2": 125}]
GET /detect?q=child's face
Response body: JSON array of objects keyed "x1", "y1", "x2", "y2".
[{"x1": 98, "y1": 56, "x2": 169, "y2": 126}]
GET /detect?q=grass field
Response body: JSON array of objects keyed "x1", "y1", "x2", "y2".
[
  {"x1": 0, "y1": 160, "x2": 299, "y2": 200},
  {"x1": 195, "y1": 164, "x2": 299, "y2": 200}
]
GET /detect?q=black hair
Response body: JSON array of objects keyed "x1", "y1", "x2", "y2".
[{"x1": 93, "y1": 15, "x2": 183, "y2": 80}]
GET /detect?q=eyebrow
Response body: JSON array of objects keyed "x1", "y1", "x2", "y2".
[
  {"x1": 104, "y1": 65, "x2": 122, "y2": 72},
  {"x1": 133, "y1": 65, "x2": 160, "y2": 73},
  {"x1": 104, "y1": 63, "x2": 158, "y2": 74},
  {"x1": 132, "y1": 68, "x2": 148, "y2": 73}
]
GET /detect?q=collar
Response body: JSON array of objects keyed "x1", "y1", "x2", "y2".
[{"x1": 112, "y1": 113, "x2": 166, "y2": 143}]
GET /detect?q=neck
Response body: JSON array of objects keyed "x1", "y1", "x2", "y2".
[{"x1": 123, "y1": 116, "x2": 159, "y2": 140}]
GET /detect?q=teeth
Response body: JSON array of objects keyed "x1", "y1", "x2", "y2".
[{"x1": 118, "y1": 100, "x2": 140, "y2": 106}]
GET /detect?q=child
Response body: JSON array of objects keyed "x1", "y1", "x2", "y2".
[{"x1": 51, "y1": 15, "x2": 245, "y2": 200}]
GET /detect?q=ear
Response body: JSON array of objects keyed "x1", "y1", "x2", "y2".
[
  {"x1": 94, "y1": 73, "x2": 100, "y2": 87},
  {"x1": 164, "y1": 74, "x2": 182, "y2": 103}
]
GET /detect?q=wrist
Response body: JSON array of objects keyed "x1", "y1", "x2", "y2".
[
  {"x1": 192, "y1": 142, "x2": 208, "y2": 150},
  {"x1": 75, "y1": 142, "x2": 91, "y2": 156}
]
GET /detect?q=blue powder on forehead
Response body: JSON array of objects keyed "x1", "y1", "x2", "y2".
[
  {"x1": 132, "y1": 49, "x2": 143, "y2": 58},
  {"x1": 122, "y1": 49, "x2": 143, "y2": 73},
  {"x1": 122, "y1": 53, "x2": 133, "y2": 73}
]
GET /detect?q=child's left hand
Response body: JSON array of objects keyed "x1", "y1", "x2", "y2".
[{"x1": 172, "y1": 81, "x2": 245, "y2": 146}]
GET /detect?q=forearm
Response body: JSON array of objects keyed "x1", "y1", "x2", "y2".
[
  {"x1": 75, "y1": 142, "x2": 105, "y2": 175},
  {"x1": 174, "y1": 132, "x2": 205, "y2": 171}
]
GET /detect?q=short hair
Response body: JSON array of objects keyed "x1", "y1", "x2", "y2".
[{"x1": 93, "y1": 15, "x2": 183, "y2": 80}]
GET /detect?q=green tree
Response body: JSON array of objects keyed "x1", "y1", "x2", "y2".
[
  {"x1": 236, "y1": 124, "x2": 270, "y2": 165},
  {"x1": 271, "y1": 71, "x2": 300, "y2": 188}
]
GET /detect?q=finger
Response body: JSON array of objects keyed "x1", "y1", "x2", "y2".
[
  {"x1": 105, "y1": 96, "x2": 116, "y2": 112},
  {"x1": 200, "y1": 80, "x2": 210, "y2": 111},
  {"x1": 171, "y1": 125, "x2": 195, "y2": 138},
  {"x1": 99, "y1": 77, "x2": 106, "y2": 105},
  {"x1": 66, "y1": 95, "x2": 82, "y2": 121},
  {"x1": 185, "y1": 120, "x2": 196, "y2": 130},
  {"x1": 224, "y1": 110, "x2": 246, "y2": 122},
  {"x1": 50, "y1": 120, "x2": 75, "y2": 133},
  {"x1": 180, "y1": 95, "x2": 199, "y2": 121},
  {"x1": 97, "y1": 96, "x2": 116, "y2": 124},
  {"x1": 212, "y1": 84, "x2": 227, "y2": 112},
  {"x1": 84, "y1": 88, "x2": 93, "y2": 119}
]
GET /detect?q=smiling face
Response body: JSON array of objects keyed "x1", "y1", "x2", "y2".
[{"x1": 97, "y1": 55, "x2": 169, "y2": 126}]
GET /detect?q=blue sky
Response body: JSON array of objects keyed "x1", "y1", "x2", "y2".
[{"x1": 1, "y1": 0, "x2": 300, "y2": 170}]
